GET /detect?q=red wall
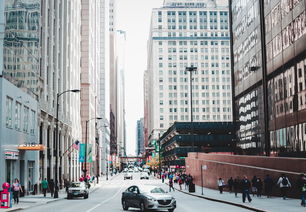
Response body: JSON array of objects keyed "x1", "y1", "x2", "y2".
[{"x1": 185, "y1": 153, "x2": 306, "y2": 198}]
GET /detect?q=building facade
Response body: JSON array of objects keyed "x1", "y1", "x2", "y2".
[
  {"x1": 230, "y1": 0, "x2": 306, "y2": 157},
  {"x1": 146, "y1": 0, "x2": 233, "y2": 141},
  {"x1": 0, "y1": 0, "x2": 40, "y2": 192},
  {"x1": 136, "y1": 118, "x2": 145, "y2": 156}
]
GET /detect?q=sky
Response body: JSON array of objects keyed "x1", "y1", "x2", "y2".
[{"x1": 116, "y1": 0, "x2": 164, "y2": 155}]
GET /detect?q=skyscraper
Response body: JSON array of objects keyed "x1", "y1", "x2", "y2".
[
  {"x1": 136, "y1": 118, "x2": 145, "y2": 156},
  {"x1": 146, "y1": 0, "x2": 232, "y2": 139},
  {"x1": 230, "y1": 0, "x2": 306, "y2": 157}
]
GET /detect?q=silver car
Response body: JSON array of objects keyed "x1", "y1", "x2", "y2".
[
  {"x1": 121, "y1": 185, "x2": 176, "y2": 212},
  {"x1": 67, "y1": 182, "x2": 89, "y2": 199}
]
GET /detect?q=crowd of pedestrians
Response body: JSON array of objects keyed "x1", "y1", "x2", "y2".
[
  {"x1": 161, "y1": 171, "x2": 194, "y2": 192},
  {"x1": 216, "y1": 174, "x2": 306, "y2": 207}
]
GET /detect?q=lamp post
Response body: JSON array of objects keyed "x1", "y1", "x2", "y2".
[
  {"x1": 54, "y1": 89, "x2": 80, "y2": 198},
  {"x1": 83, "y1": 117, "x2": 103, "y2": 177},
  {"x1": 186, "y1": 66, "x2": 197, "y2": 152}
]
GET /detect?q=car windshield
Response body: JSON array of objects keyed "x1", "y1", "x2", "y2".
[
  {"x1": 150, "y1": 187, "x2": 166, "y2": 194},
  {"x1": 70, "y1": 182, "x2": 81, "y2": 188}
]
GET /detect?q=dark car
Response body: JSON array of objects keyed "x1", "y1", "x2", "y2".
[
  {"x1": 124, "y1": 173, "x2": 133, "y2": 180},
  {"x1": 121, "y1": 185, "x2": 176, "y2": 212}
]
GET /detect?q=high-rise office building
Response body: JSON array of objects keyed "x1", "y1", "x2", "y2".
[
  {"x1": 230, "y1": 0, "x2": 306, "y2": 157},
  {"x1": 0, "y1": 0, "x2": 40, "y2": 191},
  {"x1": 136, "y1": 118, "x2": 145, "y2": 156},
  {"x1": 146, "y1": 0, "x2": 232, "y2": 139}
]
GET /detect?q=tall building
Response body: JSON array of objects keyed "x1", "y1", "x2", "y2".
[
  {"x1": 39, "y1": 0, "x2": 82, "y2": 184},
  {"x1": 0, "y1": 0, "x2": 40, "y2": 191},
  {"x1": 136, "y1": 118, "x2": 145, "y2": 156},
  {"x1": 146, "y1": 0, "x2": 232, "y2": 140},
  {"x1": 98, "y1": 0, "x2": 111, "y2": 177},
  {"x1": 230, "y1": 0, "x2": 306, "y2": 157},
  {"x1": 80, "y1": 0, "x2": 102, "y2": 176}
]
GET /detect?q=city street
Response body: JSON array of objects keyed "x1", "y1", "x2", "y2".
[{"x1": 23, "y1": 173, "x2": 249, "y2": 212}]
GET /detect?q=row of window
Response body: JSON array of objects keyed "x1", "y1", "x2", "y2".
[
  {"x1": 160, "y1": 107, "x2": 231, "y2": 113},
  {"x1": 159, "y1": 69, "x2": 231, "y2": 75},
  {"x1": 159, "y1": 99, "x2": 231, "y2": 106},
  {"x1": 5, "y1": 96, "x2": 36, "y2": 135}
]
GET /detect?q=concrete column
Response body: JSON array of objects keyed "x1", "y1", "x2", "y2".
[
  {"x1": 50, "y1": 126, "x2": 54, "y2": 180},
  {"x1": 43, "y1": 122, "x2": 48, "y2": 180}
]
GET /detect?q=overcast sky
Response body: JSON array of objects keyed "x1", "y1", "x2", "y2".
[{"x1": 116, "y1": 0, "x2": 164, "y2": 155}]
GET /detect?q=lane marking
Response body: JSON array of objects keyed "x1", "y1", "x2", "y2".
[{"x1": 86, "y1": 180, "x2": 126, "y2": 212}]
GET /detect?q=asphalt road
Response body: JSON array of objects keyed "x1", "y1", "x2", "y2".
[{"x1": 24, "y1": 173, "x2": 250, "y2": 212}]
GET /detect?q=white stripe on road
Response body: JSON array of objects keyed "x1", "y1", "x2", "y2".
[{"x1": 86, "y1": 183, "x2": 125, "y2": 212}]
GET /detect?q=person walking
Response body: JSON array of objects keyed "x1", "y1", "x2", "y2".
[
  {"x1": 162, "y1": 173, "x2": 165, "y2": 183},
  {"x1": 12, "y1": 178, "x2": 22, "y2": 204},
  {"x1": 169, "y1": 179, "x2": 175, "y2": 192},
  {"x1": 42, "y1": 178, "x2": 48, "y2": 197},
  {"x1": 251, "y1": 176, "x2": 258, "y2": 197},
  {"x1": 297, "y1": 173, "x2": 306, "y2": 207},
  {"x1": 228, "y1": 177, "x2": 234, "y2": 193},
  {"x1": 241, "y1": 175, "x2": 252, "y2": 203},
  {"x1": 264, "y1": 175, "x2": 273, "y2": 198},
  {"x1": 277, "y1": 174, "x2": 291, "y2": 200},
  {"x1": 217, "y1": 178, "x2": 225, "y2": 194},
  {"x1": 233, "y1": 176, "x2": 241, "y2": 197},
  {"x1": 178, "y1": 176, "x2": 183, "y2": 190},
  {"x1": 256, "y1": 177, "x2": 263, "y2": 197},
  {"x1": 49, "y1": 179, "x2": 55, "y2": 197}
]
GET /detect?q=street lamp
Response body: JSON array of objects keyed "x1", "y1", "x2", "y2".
[
  {"x1": 186, "y1": 65, "x2": 197, "y2": 152},
  {"x1": 54, "y1": 89, "x2": 80, "y2": 198},
  {"x1": 83, "y1": 117, "x2": 103, "y2": 177}
]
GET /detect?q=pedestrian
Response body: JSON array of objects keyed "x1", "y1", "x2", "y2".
[
  {"x1": 233, "y1": 176, "x2": 241, "y2": 197},
  {"x1": 178, "y1": 177, "x2": 183, "y2": 190},
  {"x1": 277, "y1": 174, "x2": 291, "y2": 200},
  {"x1": 64, "y1": 179, "x2": 70, "y2": 193},
  {"x1": 162, "y1": 173, "x2": 165, "y2": 183},
  {"x1": 41, "y1": 178, "x2": 48, "y2": 197},
  {"x1": 228, "y1": 177, "x2": 234, "y2": 193},
  {"x1": 217, "y1": 178, "x2": 225, "y2": 194},
  {"x1": 264, "y1": 175, "x2": 273, "y2": 198},
  {"x1": 49, "y1": 179, "x2": 55, "y2": 197},
  {"x1": 251, "y1": 176, "x2": 258, "y2": 197},
  {"x1": 256, "y1": 177, "x2": 263, "y2": 197},
  {"x1": 241, "y1": 175, "x2": 252, "y2": 203},
  {"x1": 296, "y1": 173, "x2": 306, "y2": 207},
  {"x1": 185, "y1": 175, "x2": 190, "y2": 190},
  {"x1": 169, "y1": 179, "x2": 175, "y2": 192},
  {"x1": 12, "y1": 178, "x2": 22, "y2": 204}
]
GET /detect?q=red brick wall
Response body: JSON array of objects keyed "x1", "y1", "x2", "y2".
[{"x1": 185, "y1": 153, "x2": 306, "y2": 198}]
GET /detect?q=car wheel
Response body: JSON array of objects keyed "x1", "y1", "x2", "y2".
[
  {"x1": 140, "y1": 202, "x2": 146, "y2": 212},
  {"x1": 84, "y1": 193, "x2": 88, "y2": 199},
  {"x1": 168, "y1": 209, "x2": 175, "y2": 212},
  {"x1": 67, "y1": 195, "x2": 71, "y2": 199},
  {"x1": 122, "y1": 200, "x2": 129, "y2": 211}
]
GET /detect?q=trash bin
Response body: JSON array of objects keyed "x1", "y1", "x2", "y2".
[{"x1": 189, "y1": 183, "x2": 195, "y2": 193}]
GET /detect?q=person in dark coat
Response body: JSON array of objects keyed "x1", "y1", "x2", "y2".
[
  {"x1": 256, "y1": 177, "x2": 263, "y2": 197},
  {"x1": 297, "y1": 173, "x2": 306, "y2": 207},
  {"x1": 233, "y1": 176, "x2": 241, "y2": 197},
  {"x1": 241, "y1": 175, "x2": 252, "y2": 203},
  {"x1": 49, "y1": 179, "x2": 55, "y2": 197},
  {"x1": 264, "y1": 175, "x2": 273, "y2": 198},
  {"x1": 251, "y1": 176, "x2": 257, "y2": 197},
  {"x1": 228, "y1": 177, "x2": 234, "y2": 193}
]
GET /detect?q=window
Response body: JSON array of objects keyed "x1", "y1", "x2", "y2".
[
  {"x1": 15, "y1": 102, "x2": 22, "y2": 131},
  {"x1": 30, "y1": 110, "x2": 35, "y2": 135},
  {"x1": 6, "y1": 96, "x2": 13, "y2": 128},
  {"x1": 23, "y1": 106, "x2": 29, "y2": 133}
]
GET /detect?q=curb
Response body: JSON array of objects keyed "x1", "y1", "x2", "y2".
[{"x1": 165, "y1": 183, "x2": 270, "y2": 212}]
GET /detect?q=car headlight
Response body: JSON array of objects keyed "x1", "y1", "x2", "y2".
[
  {"x1": 68, "y1": 190, "x2": 72, "y2": 193},
  {"x1": 146, "y1": 196, "x2": 157, "y2": 201}
]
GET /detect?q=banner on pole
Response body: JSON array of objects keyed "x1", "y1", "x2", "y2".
[
  {"x1": 79, "y1": 144, "x2": 85, "y2": 162},
  {"x1": 87, "y1": 144, "x2": 93, "y2": 163}
]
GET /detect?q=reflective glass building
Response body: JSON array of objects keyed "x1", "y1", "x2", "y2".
[{"x1": 230, "y1": 0, "x2": 306, "y2": 157}]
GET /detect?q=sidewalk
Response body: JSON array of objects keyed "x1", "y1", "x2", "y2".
[
  {"x1": 169, "y1": 182, "x2": 305, "y2": 212},
  {"x1": 0, "y1": 175, "x2": 119, "y2": 212}
]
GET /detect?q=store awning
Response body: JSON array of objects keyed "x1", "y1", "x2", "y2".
[{"x1": 18, "y1": 144, "x2": 45, "y2": 151}]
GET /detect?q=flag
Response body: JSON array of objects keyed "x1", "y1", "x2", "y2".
[{"x1": 73, "y1": 140, "x2": 80, "y2": 150}]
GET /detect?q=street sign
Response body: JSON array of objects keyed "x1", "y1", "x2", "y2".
[{"x1": 202, "y1": 165, "x2": 207, "y2": 170}]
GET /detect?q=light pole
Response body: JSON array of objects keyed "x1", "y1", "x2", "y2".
[
  {"x1": 55, "y1": 89, "x2": 80, "y2": 198},
  {"x1": 83, "y1": 117, "x2": 103, "y2": 177},
  {"x1": 186, "y1": 66, "x2": 197, "y2": 152}
]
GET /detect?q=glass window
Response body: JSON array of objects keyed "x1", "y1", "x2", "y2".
[
  {"x1": 23, "y1": 106, "x2": 29, "y2": 133},
  {"x1": 6, "y1": 96, "x2": 13, "y2": 128}
]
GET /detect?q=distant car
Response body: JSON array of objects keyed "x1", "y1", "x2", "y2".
[
  {"x1": 124, "y1": 173, "x2": 133, "y2": 180},
  {"x1": 128, "y1": 169, "x2": 134, "y2": 173},
  {"x1": 67, "y1": 182, "x2": 89, "y2": 199},
  {"x1": 121, "y1": 185, "x2": 176, "y2": 212},
  {"x1": 143, "y1": 168, "x2": 150, "y2": 174},
  {"x1": 140, "y1": 172, "x2": 149, "y2": 180}
]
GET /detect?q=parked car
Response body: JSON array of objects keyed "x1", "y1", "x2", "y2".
[
  {"x1": 140, "y1": 172, "x2": 149, "y2": 180},
  {"x1": 124, "y1": 172, "x2": 133, "y2": 180},
  {"x1": 67, "y1": 182, "x2": 89, "y2": 199},
  {"x1": 121, "y1": 185, "x2": 176, "y2": 212}
]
